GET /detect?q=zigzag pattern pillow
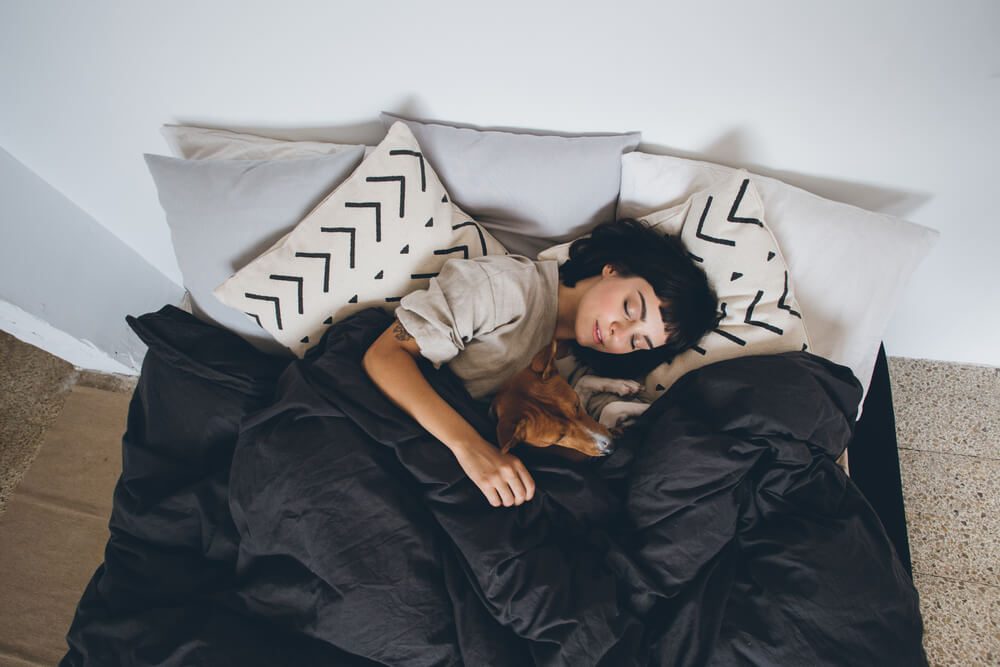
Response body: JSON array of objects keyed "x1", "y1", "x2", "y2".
[
  {"x1": 640, "y1": 171, "x2": 810, "y2": 397},
  {"x1": 214, "y1": 121, "x2": 507, "y2": 357},
  {"x1": 538, "y1": 171, "x2": 809, "y2": 398}
]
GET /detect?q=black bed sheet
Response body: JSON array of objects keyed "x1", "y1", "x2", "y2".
[{"x1": 61, "y1": 306, "x2": 925, "y2": 666}]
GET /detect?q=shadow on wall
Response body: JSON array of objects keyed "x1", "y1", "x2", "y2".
[
  {"x1": 641, "y1": 129, "x2": 933, "y2": 220},
  {"x1": 174, "y1": 104, "x2": 932, "y2": 221}
]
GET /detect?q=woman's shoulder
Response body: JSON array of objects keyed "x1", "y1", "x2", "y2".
[
  {"x1": 462, "y1": 253, "x2": 558, "y2": 281},
  {"x1": 462, "y1": 254, "x2": 560, "y2": 294},
  {"x1": 464, "y1": 253, "x2": 540, "y2": 270}
]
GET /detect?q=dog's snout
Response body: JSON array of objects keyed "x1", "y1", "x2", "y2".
[{"x1": 591, "y1": 430, "x2": 615, "y2": 456}]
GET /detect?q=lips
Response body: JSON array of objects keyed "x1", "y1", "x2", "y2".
[{"x1": 593, "y1": 321, "x2": 603, "y2": 346}]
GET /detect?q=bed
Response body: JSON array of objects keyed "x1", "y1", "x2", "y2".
[{"x1": 61, "y1": 114, "x2": 934, "y2": 665}]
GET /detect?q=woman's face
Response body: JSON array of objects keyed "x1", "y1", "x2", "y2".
[{"x1": 575, "y1": 265, "x2": 670, "y2": 355}]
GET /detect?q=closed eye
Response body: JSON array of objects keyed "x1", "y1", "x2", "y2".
[
  {"x1": 625, "y1": 299, "x2": 638, "y2": 350},
  {"x1": 625, "y1": 298, "x2": 649, "y2": 351}
]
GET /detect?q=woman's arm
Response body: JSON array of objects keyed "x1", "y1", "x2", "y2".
[{"x1": 362, "y1": 319, "x2": 535, "y2": 507}]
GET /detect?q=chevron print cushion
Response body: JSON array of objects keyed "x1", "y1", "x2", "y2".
[
  {"x1": 213, "y1": 121, "x2": 507, "y2": 357},
  {"x1": 539, "y1": 172, "x2": 809, "y2": 399},
  {"x1": 640, "y1": 173, "x2": 809, "y2": 398},
  {"x1": 617, "y1": 152, "x2": 939, "y2": 415}
]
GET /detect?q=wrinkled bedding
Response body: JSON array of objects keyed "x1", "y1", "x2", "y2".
[{"x1": 62, "y1": 305, "x2": 925, "y2": 666}]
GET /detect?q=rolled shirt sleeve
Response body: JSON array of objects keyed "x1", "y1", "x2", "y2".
[{"x1": 394, "y1": 259, "x2": 498, "y2": 369}]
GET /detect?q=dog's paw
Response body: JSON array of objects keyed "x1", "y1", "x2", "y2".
[
  {"x1": 612, "y1": 379, "x2": 643, "y2": 397},
  {"x1": 599, "y1": 400, "x2": 650, "y2": 431},
  {"x1": 578, "y1": 376, "x2": 643, "y2": 397}
]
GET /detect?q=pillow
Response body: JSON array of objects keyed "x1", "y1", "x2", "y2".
[
  {"x1": 161, "y1": 124, "x2": 376, "y2": 160},
  {"x1": 213, "y1": 121, "x2": 507, "y2": 357},
  {"x1": 618, "y1": 152, "x2": 939, "y2": 409},
  {"x1": 540, "y1": 173, "x2": 809, "y2": 399},
  {"x1": 145, "y1": 148, "x2": 367, "y2": 355},
  {"x1": 379, "y1": 112, "x2": 641, "y2": 259}
]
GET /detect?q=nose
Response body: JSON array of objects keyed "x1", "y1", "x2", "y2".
[
  {"x1": 591, "y1": 430, "x2": 614, "y2": 456},
  {"x1": 609, "y1": 319, "x2": 639, "y2": 345}
]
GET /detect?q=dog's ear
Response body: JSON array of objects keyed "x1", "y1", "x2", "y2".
[
  {"x1": 497, "y1": 418, "x2": 527, "y2": 454},
  {"x1": 529, "y1": 339, "x2": 559, "y2": 380}
]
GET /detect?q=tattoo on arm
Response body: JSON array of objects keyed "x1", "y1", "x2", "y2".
[{"x1": 392, "y1": 320, "x2": 414, "y2": 342}]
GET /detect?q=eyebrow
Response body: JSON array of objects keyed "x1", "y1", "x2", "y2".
[{"x1": 638, "y1": 291, "x2": 654, "y2": 349}]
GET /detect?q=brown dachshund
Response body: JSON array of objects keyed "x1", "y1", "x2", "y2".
[{"x1": 491, "y1": 340, "x2": 615, "y2": 458}]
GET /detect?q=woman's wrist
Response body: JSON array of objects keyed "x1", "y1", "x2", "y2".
[{"x1": 447, "y1": 435, "x2": 491, "y2": 456}]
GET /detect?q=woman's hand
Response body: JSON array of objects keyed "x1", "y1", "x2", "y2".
[{"x1": 453, "y1": 439, "x2": 536, "y2": 508}]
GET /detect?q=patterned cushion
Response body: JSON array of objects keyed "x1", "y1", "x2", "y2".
[
  {"x1": 213, "y1": 122, "x2": 507, "y2": 357},
  {"x1": 539, "y1": 171, "x2": 809, "y2": 398},
  {"x1": 642, "y1": 172, "x2": 809, "y2": 397}
]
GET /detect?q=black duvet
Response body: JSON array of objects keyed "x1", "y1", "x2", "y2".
[{"x1": 62, "y1": 305, "x2": 925, "y2": 666}]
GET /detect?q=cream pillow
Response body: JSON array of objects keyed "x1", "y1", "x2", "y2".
[
  {"x1": 214, "y1": 121, "x2": 507, "y2": 357},
  {"x1": 540, "y1": 172, "x2": 809, "y2": 399}
]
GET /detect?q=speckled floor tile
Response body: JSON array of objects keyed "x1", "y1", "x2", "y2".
[
  {"x1": 907, "y1": 509, "x2": 1000, "y2": 588},
  {"x1": 900, "y1": 449, "x2": 1000, "y2": 587},
  {"x1": 900, "y1": 449, "x2": 1000, "y2": 521},
  {"x1": 889, "y1": 357, "x2": 1000, "y2": 459},
  {"x1": 912, "y1": 571, "x2": 999, "y2": 666}
]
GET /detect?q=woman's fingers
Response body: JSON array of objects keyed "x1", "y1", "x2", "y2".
[
  {"x1": 494, "y1": 482, "x2": 516, "y2": 507},
  {"x1": 458, "y1": 443, "x2": 537, "y2": 508},
  {"x1": 481, "y1": 485, "x2": 502, "y2": 508},
  {"x1": 501, "y1": 467, "x2": 527, "y2": 505},
  {"x1": 513, "y1": 459, "x2": 535, "y2": 501}
]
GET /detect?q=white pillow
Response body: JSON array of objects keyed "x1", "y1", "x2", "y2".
[
  {"x1": 213, "y1": 121, "x2": 507, "y2": 357},
  {"x1": 161, "y1": 124, "x2": 375, "y2": 160},
  {"x1": 618, "y1": 152, "x2": 939, "y2": 411},
  {"x1": 541, "y1": 173, "x2": 809, "y2": 399}
]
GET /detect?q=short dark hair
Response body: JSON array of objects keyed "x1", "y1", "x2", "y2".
[{"x1": 559, "y1": 218, "x2": 720, "y2": 379}]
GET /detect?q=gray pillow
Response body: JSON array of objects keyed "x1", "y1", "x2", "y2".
[
  {"x1": 380, "y1": 112, "x2": 640, "y2": 258},
  {"x1": 144, "y1": 147, "x2": 366, "y2": 355}
]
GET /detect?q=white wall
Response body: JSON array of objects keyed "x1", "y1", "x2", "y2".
[
  {"x1": 0, "y1": 147, "x2": 183, "y2": 373},
  {"x1": 1, "y1": 0, "x2": 997, "y2": 366}
]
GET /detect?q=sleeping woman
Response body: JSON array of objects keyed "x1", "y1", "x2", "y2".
[{"x1": 363, "y1": 219, "x2": 718, "y2": 508}]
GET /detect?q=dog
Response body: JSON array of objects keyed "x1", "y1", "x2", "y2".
[{"x1": 491, "y1": 340, "x2": 650, "y2": 458}]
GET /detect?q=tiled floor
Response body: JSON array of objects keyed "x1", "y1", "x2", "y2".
[
  {"x1": 0, "y1": 330, "x2": 997, "y2": 664},
  {"x1": 889, "y1": 358, "x2": 1000, "y2": 665}
]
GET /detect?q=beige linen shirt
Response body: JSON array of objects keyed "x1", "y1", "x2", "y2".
[{"x1": 394, "y1": 254, "x2": 560, "y2": 401}]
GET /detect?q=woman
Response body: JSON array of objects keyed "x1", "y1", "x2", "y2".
[{"x1": 363, "y1": 219, "x2": 718, "y2": 508}]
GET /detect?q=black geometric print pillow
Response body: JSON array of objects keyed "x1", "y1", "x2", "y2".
[
  {"x1": 214, "y1": 121, "x2": 507, "y2": 357},
  {"x1": 640, "y1": 171, "x2": 810, "y2": 398}
]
